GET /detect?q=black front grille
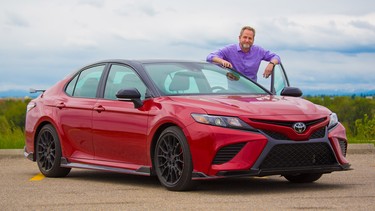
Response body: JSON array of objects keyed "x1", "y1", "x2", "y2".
[
  {"x1": 310, "y1": 127, "x2": 326, "y2": 139},
  {"x1": 250, "y1": 117, "x2": 326, "y2": 127},
  {"x1": 262, "y1": 130, "x2": 289, "y2": 140},
  {"x1": 260, "y1": 143, "x2": 337, "y2": 169},
  {"x1": 212, "y1": 143, "x2": 246, "y2": 165},
  {"x1": 261, "y1": 127, "x2": 326, "y2": 140}
]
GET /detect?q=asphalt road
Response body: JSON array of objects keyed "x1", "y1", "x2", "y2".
[{"x1": 0, "y1": 147, "x2": 374, "y2": 210}]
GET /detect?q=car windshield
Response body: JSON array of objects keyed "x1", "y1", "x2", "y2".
[{"x1": 143, "y1": 62, "x2": 269, "y2": 96}]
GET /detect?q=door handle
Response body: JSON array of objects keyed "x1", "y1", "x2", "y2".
[
  {"x1": 94, "y1": 105, "x2": 105, "y2": 112},
  {"x1": 56, "y1": 102, "x2": 66, "y2": 109}
]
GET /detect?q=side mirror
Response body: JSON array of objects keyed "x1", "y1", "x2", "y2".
[
  {"x1": 116, "y1": 88, "x2": 143, "y2": 108},
  {"x1": 280, "y1": 87, "x2": 303, "y2": 97}
]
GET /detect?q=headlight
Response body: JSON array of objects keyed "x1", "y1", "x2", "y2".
[
  {"x1": 191, "y1": 113, "x2": 256, "y2": 131},
  {"x1": 328, "y1": 113, "x2": 338, "y2": 129},
  {"x1": 26, "y1": 102, "x2": 36, "y2": 112}
]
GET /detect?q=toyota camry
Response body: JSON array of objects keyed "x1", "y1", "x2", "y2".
[{"x1": 24, "y1": 60, "x2": 351, "y2": 191}]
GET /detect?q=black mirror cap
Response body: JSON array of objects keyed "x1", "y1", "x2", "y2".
[
  {"x1": 280, "y1": 87, "x2": 303, "y2": 97},
  {"x1": 116, "y1": 88, "x2": 143, "y2": 108},
  {"x1": 116, "y1": 88, "x2": 141, "y2": 99}
]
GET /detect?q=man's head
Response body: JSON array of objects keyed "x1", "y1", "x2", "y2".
[{"x1": 239, "y1": 26, "x2": 255, "y2": 51}]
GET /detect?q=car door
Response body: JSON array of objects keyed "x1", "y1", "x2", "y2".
[
  {"x1": 270, "y1": 63, "x2": 290, "y2": 95},
  {"x1": 92, "y1": 64, "x2": 149, "y2": 166},
  {"x1": 59, "y1": 64, "x2": 105, "y2": 160},
  {"x1": 257, "y1": 61, "x2": 290, "y2": 95}
]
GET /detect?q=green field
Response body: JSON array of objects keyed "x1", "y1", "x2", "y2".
[{"x1": 1, "y1": 96, "x2": 374, "y2": 149}]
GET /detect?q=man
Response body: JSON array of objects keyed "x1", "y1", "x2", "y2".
[{"x1": 206, "y1": 26, "x2": 280, "y2": 82}]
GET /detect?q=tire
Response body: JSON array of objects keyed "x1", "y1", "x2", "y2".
[
  {"x1": 36, "y1": 124, "x2": 71, "y2": 177},
  {"x1": 284, "y1": 173, "x2": 323, "y2": 183},
  {"x1": 154, "y1": 126, "x2": 195, "y2": 191}
]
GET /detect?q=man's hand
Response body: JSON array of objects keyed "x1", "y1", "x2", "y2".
[
  {"x1": 221, "y1": 60, "x2": 233, "y2": 68},
  {"x1": 263, "y1": 62, "x2": 276, "y2": 78},
  {"x1": 213, "y1": 57, "x2": 233, "y2": 68}
]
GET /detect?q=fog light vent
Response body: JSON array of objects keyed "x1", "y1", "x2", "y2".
[
  {"x1": 338, "y1": 139, "x2": 347, "y2": 157},
  {"x1": 212, "y1": 143, "x2": 246, "y2": 165}
]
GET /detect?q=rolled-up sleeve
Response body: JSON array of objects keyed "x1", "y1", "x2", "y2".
[
  {"x1": 207, "y1": 50, "x2": 222, "y2": 62},
  {"x1": 206, "y1": 46, "x2": 230, "y2": 62},
  {"x1": 263, "y1": 50, "x2": 281, "y2": 63}
]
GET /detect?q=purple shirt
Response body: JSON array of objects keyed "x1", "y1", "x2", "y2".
[{"x1": 206, "y1": 44, "x2": 280, "y2": 81}]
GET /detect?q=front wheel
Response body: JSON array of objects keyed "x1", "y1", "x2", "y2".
[
  {"x1": 284, "y1": 173, "x2": 323, "y2": 183},
  {"x1": 36, "y1": 124, "x2": 71, "y2": 177},
  {"x1": 154, "y1": 126, "x2": 195, "y2": 191}
]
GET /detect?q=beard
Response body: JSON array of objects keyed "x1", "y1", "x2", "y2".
[{"x1": 241, "y1": 43, "x2": 251, "y2": 49}]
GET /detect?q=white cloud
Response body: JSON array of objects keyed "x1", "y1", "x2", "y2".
[
  {"x1": 0, "y1": 0, "x2": 374, "y2": 93},
  {"x1": 5, "y1": 12, "x2": 29, "y2": 27},
  {"x1": 279, "y1": 51, "x2": 375, "y2": 90}
]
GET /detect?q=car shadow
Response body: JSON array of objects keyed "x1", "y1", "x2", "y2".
[
  {"x1": 65, "y1": 169, "x2": 161, "y2": 189},
  {"x1": 64, "y1": 169, "x2": 351, "y2": 194},
  {"x1": 194, "y1": 176, "x2": 351, "y2": 194}
]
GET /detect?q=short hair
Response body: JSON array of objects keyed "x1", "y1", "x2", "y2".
[{"x1": 240, "y1": 26, "x2": 256, "y2": 37}]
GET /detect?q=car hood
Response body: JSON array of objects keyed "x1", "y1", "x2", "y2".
[{"x1": 169, "y1": 95, "x2": 331, "y2": 119}]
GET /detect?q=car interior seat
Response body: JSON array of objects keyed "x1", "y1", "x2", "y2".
[
  {"x1": 169, "y1": 72, "x2": 190, "y2": 93},
  {"x1": 119, "y1": 74, "x2": 146, "y2": 99}
]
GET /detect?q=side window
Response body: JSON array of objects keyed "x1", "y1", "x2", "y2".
[
  {"x1": 65, "y1": 76, "x2": 78, "y2": 96},
  {"x1": 65, "y1": 65, "x2": 105, "y2": 98},
  {"x1": 273, "y1": 65, "x2": 288, "y2": 95},
  {"x1": 104, "y1": 64, "x2": 147, "y2": 100}
]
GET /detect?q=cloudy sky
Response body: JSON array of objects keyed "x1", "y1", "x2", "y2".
[{"x1": 1, "y1": 0, "x2": 374, "y2": 94}]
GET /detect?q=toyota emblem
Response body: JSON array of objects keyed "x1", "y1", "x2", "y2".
[{"x1": 293, "y1": 122, "x2": 306, "y2": 133}]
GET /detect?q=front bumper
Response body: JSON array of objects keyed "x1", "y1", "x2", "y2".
[
  {"x1": 192, "y1": 163, "x2": 351, "y2": 180},
  {"x1": 189, "y1": 122, "x2": 351, "y2": 180}
]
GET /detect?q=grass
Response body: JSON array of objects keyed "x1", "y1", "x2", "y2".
[
  {"x1": 347, "y1": 138, "x2": 375, "y2": 145},
  {"x1": 0, "y1": 129, "x2": 25, "y2": 149}
]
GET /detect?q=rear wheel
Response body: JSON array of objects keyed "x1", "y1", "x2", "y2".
[
  {"x1": 284, "y1": 173, "x2": 323, "y2": 183},
  {"x1": 36, "y1": 124, "x2": 71, "y2": 177},
  {"x1": 154, "y1": 126, "x2": 195, "y2": 191}
]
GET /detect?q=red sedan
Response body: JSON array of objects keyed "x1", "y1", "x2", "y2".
[{"x1": 24, "y1": 60, "x2": 350, "y2": 191}]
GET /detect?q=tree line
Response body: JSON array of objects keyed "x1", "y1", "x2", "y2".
[
  {"x1": 305, "y1": 96, "x2": 375, "y2": 141},
  {"x1": 0, "y1": 96, "x2": 374, "y2": 148},
  {"x1": 0, "y1": 98, "x2": 30, "y2": 148}
]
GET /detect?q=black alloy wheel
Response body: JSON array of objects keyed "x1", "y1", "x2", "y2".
[
  {"x1": 36, "y1": 124, "x2": 71, "y2": 177},
  {"x1": 154, "y1": 126, "x2": 194, "y2": 191}
]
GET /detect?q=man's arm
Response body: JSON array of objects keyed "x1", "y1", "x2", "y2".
[
  {"x1": 262, "y1": 47, "x2": 281, "y2": 78},
  {"x1": 263, "y1": 58, "x2": 279, "y2": 78},
  {"x1": 212, "y1": 57, "x2": 233, "y2": 68},
  {"x1": 206, "y1": 45, "x2": 234, "y2": 68}
]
